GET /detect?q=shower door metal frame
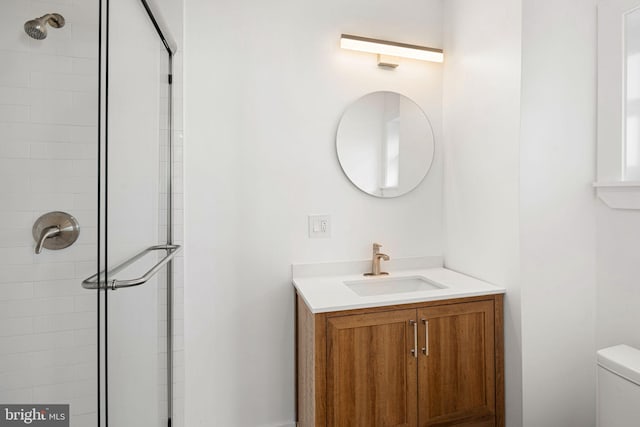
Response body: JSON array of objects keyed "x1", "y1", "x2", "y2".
[{"x1": 98, "y1": 1, "x2": 178, "y2": 426}]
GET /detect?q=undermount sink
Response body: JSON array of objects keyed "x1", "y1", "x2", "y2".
[{"x1": 344, "y1": 275, "x2": 447, "y2": 297}]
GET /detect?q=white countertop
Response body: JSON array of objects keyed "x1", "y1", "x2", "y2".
[{"x1": 292, "y1": 258, "x2": 505, "y2": 313}]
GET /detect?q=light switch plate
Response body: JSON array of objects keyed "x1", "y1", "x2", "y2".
[{"x1": 308, "y1": 215, "x2": 331, "y2": 238}]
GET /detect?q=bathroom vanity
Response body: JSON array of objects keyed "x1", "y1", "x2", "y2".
[{"x1": 294, "y1": 260, "x2": 505, "y2": 427}]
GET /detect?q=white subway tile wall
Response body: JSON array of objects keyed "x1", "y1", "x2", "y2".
[
  {"x1": 0, "y1": 0, "x2": 100, "y2": 424},
  {"x1": 0, "y1": 0, "x2": 184, "y2": 425}
]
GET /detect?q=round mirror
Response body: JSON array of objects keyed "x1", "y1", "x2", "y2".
[{"x1": 336, "y1": 91, "x2": 435, "y2": 198}]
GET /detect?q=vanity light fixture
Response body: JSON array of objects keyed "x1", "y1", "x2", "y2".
[{"x1": 340, "y1": 34, "x2": 444, "y2": 67}]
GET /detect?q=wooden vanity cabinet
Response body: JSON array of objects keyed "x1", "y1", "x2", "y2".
[
  {"x1": 326, "y1": 309, "x2": 418, "y2": 427},
  {"x1": 296, "y1": 295, "x2": 504, "y2": 427},
  {"x1": 417, "y1": 300, "x2": 498, "y2": 427}
]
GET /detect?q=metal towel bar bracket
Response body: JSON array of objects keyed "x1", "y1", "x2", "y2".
[{"x1": 82, "y1": 244, "x2": 181, "y2": 290}]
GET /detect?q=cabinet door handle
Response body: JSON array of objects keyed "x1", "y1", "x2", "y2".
[
  {"x1": 421, "y1": 318, "x2": 429, "y2": 356},
  {"x1": 409, "y1": 320, "x2": 417, "y2": 358}
]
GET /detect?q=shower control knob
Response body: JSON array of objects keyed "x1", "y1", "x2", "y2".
[{"x1": 32, "y1": 211, "x2": 80, "y2": 254}]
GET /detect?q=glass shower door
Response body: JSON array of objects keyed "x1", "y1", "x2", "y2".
[
  {"x1": 96, "y1": 0, "x2": 176, "y2": 426},
  {"x1": 0, "y1": 0, "x2": 175, "y2": 425}
]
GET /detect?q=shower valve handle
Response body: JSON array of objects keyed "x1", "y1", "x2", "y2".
[
  {"x1": 32, "y1": 211, "x2": 80, "y2": 254},
  {"x1": 35, "y1": 225, "x2": 60, "y2": 254}
]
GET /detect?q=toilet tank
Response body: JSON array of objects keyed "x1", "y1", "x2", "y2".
[{"x1": 597, "y1": 344, "x2": 640, "y2": 427}]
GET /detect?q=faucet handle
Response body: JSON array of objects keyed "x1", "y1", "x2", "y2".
[
  {"x1": 373, "y1": 242, "x2": 382, "y2": 252},
  {"x1": 32, "y1": 211, "x2": 80, "y2": 254},
  {"x1": 35, "y1": 225, "x2": 61, "y2": 254}
]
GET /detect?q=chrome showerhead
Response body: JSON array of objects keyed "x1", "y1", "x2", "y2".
[{"x1": 24, "y1": 13, "x2": 65, "y2": 40}]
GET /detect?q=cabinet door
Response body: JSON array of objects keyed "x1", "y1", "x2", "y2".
[
  {"x1": 417, "y1": 301, "x2": 495, "y2": 427},
  {"x1": 326, "y1": 309, "x2": 418, "y2": 427}
]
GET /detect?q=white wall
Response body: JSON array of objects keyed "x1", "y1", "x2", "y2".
[
  {"x1": 444, "y1": 1, "x2": 600, "y2": 425},
  {"x1": 184, "y1": 0, "x2": 444, "y2": 425},
  {"x1": 519, "y1": 0, "x2": 597, "y2": 426},
  {"x1": 441, "y1": 0, "x2": 523, "y2": 425},
  {"x1": 0, "y1": 1, "x2": 99, "y2": 424}
]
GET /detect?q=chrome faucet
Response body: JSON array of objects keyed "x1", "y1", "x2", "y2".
[{"x1": 364, "y1": 243, "x2": 390, "y2": 276}]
